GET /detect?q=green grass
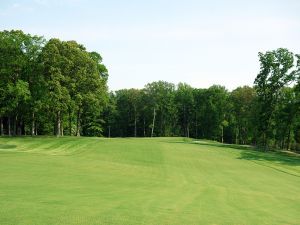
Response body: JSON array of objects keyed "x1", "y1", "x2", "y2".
[{"x1": 0, "y1": 137, "x2": 299, "y2": 225}]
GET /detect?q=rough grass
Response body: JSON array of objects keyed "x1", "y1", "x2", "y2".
[{"x1": 0, "y1": 137, "x2": 299, "y2": 225}]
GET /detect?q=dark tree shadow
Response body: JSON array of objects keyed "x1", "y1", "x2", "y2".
[
  {"x1": 190, "y1": 141, "x2": 254, "y2": 151},
  {"x1": 197, "y1": 141, "x2": 300, "y2": 165},
  {"x1": 237, "y1": 150, "x2": 300, "y2": 167},
  {"x1": 0, "y1": 144, "x2": 17, "y2": 150},
  {"x1": 237, "y1": 150, "x2": 300, "y2": 178},
  {"x1": 165, "y1": 139, "x2": 300, "y2": 167}
]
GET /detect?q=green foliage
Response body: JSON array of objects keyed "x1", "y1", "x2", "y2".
[
  {"x1": 175, "y1": 83, "x2": 194, "y2": 137},
  {"x1": 143, "y1": 81, "x2": 177, "y2": 137},
  {"x1": 254, "y1": 48, "x2": 298, "y2": 149},
  {"x1": 230, "y1": 86, "x2": 256, "y2": 144},
  {"x1": 0, "y1": 30, "x2": 108, "y2": 136},
  {"x1": 1, "y1": 30, "x2": 299, "y2": 151}
]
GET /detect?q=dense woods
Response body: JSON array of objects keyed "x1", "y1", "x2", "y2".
[
  {"x1": 0, "y1": 30, "x2": 108, "y2": 137},
  {"x1": 1, "y1": 30, "x2": 300, "y2": 151}
]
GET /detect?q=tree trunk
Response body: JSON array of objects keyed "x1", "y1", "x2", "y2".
[
  {"x1": 243, "y1": 127, "x2": 247, "y2": 145},
  {"x1": 76, "y1": 110, "x2": 81, "y2": 137},
  {"x1": 35, "y1": 122, "x2": 38, "y2": 136},
  {"x1": 286, "y1": 128, "x2": 291, "y2": 151},
  {"x1": 151, "y1": 107, "x2": 156, "y2": 138},
  {"x1": 13, "y1": 115, "x2": 17, "y2": 136},
  {"x1": 160, "y1": 108, "x2": 163, "y2": 136},
  {"x1": 8, "y1": 117, "x2": 11, "y2": 136},
  {"x1": 134, "y1": 106, "x2": 137, "y2": 137},
  {"x1": 53, "y1": 121, "x2": 56, "y2": 135},
  {"x1": 108, "y1": 125, "x2": 111, "y2": 138},
  {"x1": 195, "y1": 112, "x2": 198, "y2": 139},
  {"x1": 263, "y1": 132, "x2": 267, "y2": 151},
  {"x1": 0, "y1": 117, "x2": 3, "y2": 136},
  {"x1": 143, "y1": 117, "x2": 146, "y2": 137},
  {"x1": 56, "y1": 111, "x2": 61, "y2": 137},
  {"x1": 31, "y1": 112, "x2": 35, "y2": 136},
  {"x1": 68, "y1": 109, "x2": 72, "y2": 136},
  {"x1": 221, "y1": 126, "x2": 224, "y2": 143},
  {"x1": 183, "y1": 105, "x2": 186, "y2": 137},
  {"x1": 187, "y1": 123, "x2": 190, "y2": 138},
  {"x1": 18, "y1": 119, "x2": 22, "y2": 136},
  {"x1": 61, "y1": 122, "x2": 64, "y2": 137},
  {"x1": 280, "y1": 139, "x2": 284, "y2": 149},
  {"x1": 235, "y1": 126, "x2": 239, "y2": 144}
]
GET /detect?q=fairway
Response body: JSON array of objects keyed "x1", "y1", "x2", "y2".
[{"x1": 0, "y1": 137, "x2": 299, "y2": 225}]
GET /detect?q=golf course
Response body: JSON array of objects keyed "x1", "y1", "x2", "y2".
[{"x1": 0, "y1": 137, "x2": 299, "y2": 225}]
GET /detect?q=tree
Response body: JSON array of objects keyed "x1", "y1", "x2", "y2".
[
  {"x1": 0, "y1": 30, "x2": 109, "y2": 137},
  {"x1": 80, "y1": 50, "x2": 108, "y2": 136},
  {"x1": 254, "y1": 48, "x2": 297, "y2": 149},
  {"x1": 113, "y1": 89, "x2": 141, "y2": 137},
  {"x1": 175, "y1": 83, "x2": 194, "y2": 137},
  {"x1": 192, "y1": 88, "x2": 207, "y2": 139},
  {"x1": 40, "y1": 39, "x2": 71, "y2": 136},
  {"x1": 273, "y1": 87, "x2": 297, "y2": 149},
  {"x1": 103, "y1": 92, "x2": 117, "y2": 137},
  {"x1": 230, "y1": 86, "x2": 255, "y2": 144},
  {"x1": 0, "y1": 30, "x2": 44, "y2": 136},
  {"x1": 144, "y1": 81, "x2": 176, "y2": 137},
  {"x1": 200, "y1": 85, "x2": 229, "y2": 141}
]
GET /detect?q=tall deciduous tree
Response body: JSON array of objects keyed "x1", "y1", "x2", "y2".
[
  {"x1": 254, "y1": 48, "x2": 296, "y2": 149},
  {"x1": 40, "y1": 39, "x2": 71, "y2": 136}
]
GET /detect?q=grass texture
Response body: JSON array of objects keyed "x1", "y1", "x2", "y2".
[{"x1": 0, "y1": 137, "x2": 299, "y2": 225}]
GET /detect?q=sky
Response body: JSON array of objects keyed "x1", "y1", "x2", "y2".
[{"x1": 1, "y1": 0, "x2": 300, "y2": 91}]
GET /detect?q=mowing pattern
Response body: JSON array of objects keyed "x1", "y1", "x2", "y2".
[{"x1": 0, "y1": 137, "x2": 299, "y2": 225}]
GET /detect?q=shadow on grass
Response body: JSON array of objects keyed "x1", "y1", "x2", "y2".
[
  {"x1": 178, "y1": 139, "x2": 300, "y2": 177},
  {"x1": 237, "y1": 150, "x2": 300, "y2": 178},
  {"x1": 165, "y1": 139, "x2": 300, "y2": 167},
  {"x1": 0, "y1": 144, "x2": 17, "y2": 150},
  {"x1": 190, "y1": 141, "x2": 254, "y2": 151},
  {"x1": 237, "y1": 150, "x2": 300, "y2": 166}
]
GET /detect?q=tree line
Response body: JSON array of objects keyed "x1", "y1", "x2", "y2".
[
  {"x1": 1, "y1": 30, "x2": 300, "y2": 151},
  {"x1": 0, "y1": 30, "x2": 108, "y2": 137},
  {"x1": 103, "y1": 48, "x2": 300, "y2": 151}
]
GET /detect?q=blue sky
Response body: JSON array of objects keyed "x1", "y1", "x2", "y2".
[{"x1": 1, "y1": 0, "x2": 300, "y2": 91}]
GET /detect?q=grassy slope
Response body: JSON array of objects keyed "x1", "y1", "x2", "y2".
[{"x1": 0, "y1": 137, "x2": 299, "y2": 225}]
